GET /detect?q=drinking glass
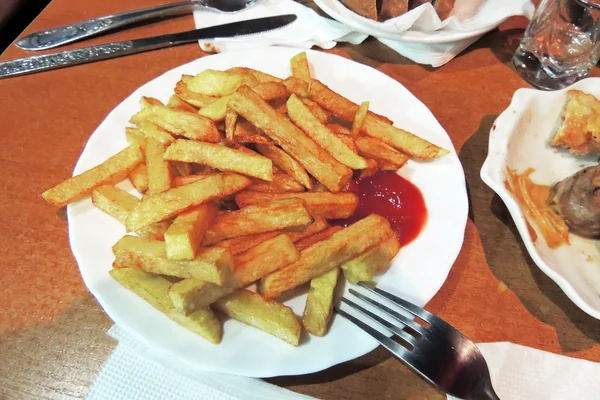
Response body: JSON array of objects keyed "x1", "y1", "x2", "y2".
[{"x1": 513, "y1": 0, "x2": 600, "y2": 90}]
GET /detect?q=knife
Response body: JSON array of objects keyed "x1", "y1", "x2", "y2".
[{"x1": 0, "y1": 14, "x2": 296, "y2": 79}]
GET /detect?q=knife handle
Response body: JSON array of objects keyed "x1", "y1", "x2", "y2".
[
  {"x1": 0, "y1": 41, "x2": 143, "y2": 78},
  {"x1": 16, "y1": 1, "x2": 197, "y2": 51}
]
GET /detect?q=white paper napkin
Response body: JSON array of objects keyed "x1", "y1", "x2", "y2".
[
  {"x1": 192, "y1": 0, "x2": 368, "y2": 52},
  {"x1": 88, "y1": 326, "x2": 600, "y2": 400}
]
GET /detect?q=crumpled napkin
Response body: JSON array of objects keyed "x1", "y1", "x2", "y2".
[
  {"x1": 87, "y1": 326, "x2": 600, "y2": 400},
  {"x1": 192, "y1": 0, "x2": 367, "y2": 53}
]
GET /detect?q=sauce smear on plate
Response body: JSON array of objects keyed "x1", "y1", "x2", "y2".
[{"x1": 333, "y1": 171, "x2": 427, "y2": 246}]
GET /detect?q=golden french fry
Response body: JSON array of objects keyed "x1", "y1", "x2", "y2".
[
  {"x1": 308, "y1": 80, "x2": 448, "y2": 160},
  {"x1": 125, "y1": 127, "x2": 145, "y2": 146},
  {"x1": 248, "y1": 172, "x2": 306, "y2": 193},
  {"x1": 290, "y1": 52, "x2": 311, "y2": 82},
  {"x1": 110, "y1": 268, "x2": 222, "y2": 344},
  {"x1": 303, "y1": 267, "x2": 340, "y2": 336},
  {"x1": 230, "y1": 132, "x2": 272, "y2": 146},
  {"x1": 282, "y1": 77, "x2": 308, "y2": 98},
  {"x1": 203, "y1": 198, "x2": 314, "y2": 245},
  {"x1": 232, "y1": 234, "x2": 299, "y2": 287},
  {"x1": 225, "y1": 108, "x2": 238, "y2": 141},
  {"x1": 361, "y1": 115, "x2": 449, "y2": 160},
  {"x1": 186, "y1": 69, "x2": 258, "y2": 96},
  {"x1": 235, "y1": 191, "x2": 359, "y2": 220},
  {"x1": 295, "y1": 226, "x2": 343, "y2": 251},
  {"x1": 164, "y1": 139, "x2": 272, "y2": 181},
  {"x1": 126, "y1": 172, "x2": 252, "y2": 231},
  {"x1": 355, "y1": 136, "x2": 409, "y2": 168},
  {"x1": 254, "y1": 144, "x2": 312, "y2": 190},
  {"x1": 378, "y1": 161, "x2": 404, "y2": 171},
  {"x1": 335, "y1": 133, "x2": 359, "y2": 153},
  {"x1": 327, "y1": 123, "x2": 351, "y2": 136},
  {"x1": 113, "y1": 235, "x2": 234, "y2": 285},
  {"x1": 342, "y1": 235, "x2": 400, "y2": 284},
  {"x1": 140, "y1": 96, "x2": 164, "y2": 108},
  {"x1": 145, "y1": 137, "x2": 172, "y2": 195},
  {"x1": 214, "y1": 289, "x2": 302, "y2": 346},
  {"x1": 215, "y1": 231, "x2": 281, "y2": 256},
  {"x1": 300, "y1": 98, "x2": 331, "y2": 124},
  {"x1": 259, "y1": 214, "x2": 394, "y2": 298},
  {"x1": 226, "y1": 67, "x2": 282, "y2": 83},
  {"x1": 351, "y1": 101, "x2": 369, "y2": 137},
  {"x1": 169, "y1": 279, "x2": 233, "y2": 315},
  {"x1": 174, "y1": 80, "x2": 218, "y2": 108},
  {"x1": 42, "y1": 145, "x2": 143, "y2": 207},
  {"x1": 91, "y1": 185, "x2": 169, "y2": 240},
  {"x1": 308, "y1": 80, "x2": 392, "y2": 124},
  {"x1": 128, "y1": 163, "x2": 149, "y2": 193},
  {"x1": 164, "y1": 202, "x2": 219, "y2": 260},
  {"x1": 198, "y1": 82, "x2": 290, "y2": 122},
  {"x1": 174, "y1": 172, "x2": 219, "y2": 187},
  {"x1": 138, "y1": 121, "x2": 176, "y2": 145},
  {"x1": 130, "y1": 105, "x2": 220, "y2": 143},
  {"x1": 167, "y1": 94, "x2": 199, "y2": 113},
  {"x1": 359, "y1": 158, "x2": 378, "y2": 179},
  {"x1": 229, "y1": 86, "x2": 352, "y2": 192},
  {"x1": 287, "y1": 94, "x2": 367, "y2": 170}
]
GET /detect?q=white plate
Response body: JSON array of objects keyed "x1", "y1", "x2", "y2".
[
  {"x1": 313, "y1": 0, "x2": 498, "y2": 44},
  {"x1": 481, "y1": 78, "x2": 600, "y2": 320},
  {"x1": 68, "y1": 47, "x2": 468, "y2": 377}
]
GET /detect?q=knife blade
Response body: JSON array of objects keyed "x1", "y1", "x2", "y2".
[{"x1": 0, "y1": 14, "x2": 297, "y2": 79}]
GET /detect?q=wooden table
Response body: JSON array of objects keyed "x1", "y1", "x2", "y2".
[{"x1": 1, "y1": 1, "x2": 599, "y2": 399}]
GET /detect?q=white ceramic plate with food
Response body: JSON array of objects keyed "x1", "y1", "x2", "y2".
[
  {"x1": 481, "y1": 78, "x2": 600, "y2": 320},
  {"x1": 67, "y1": 47, "x2": 468, "y2": 377},
  {"x1": 312, "y1": 0, "x2": 524, "y2": 44}
]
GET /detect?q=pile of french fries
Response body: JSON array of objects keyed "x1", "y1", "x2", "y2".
[{"x1": 42, "y1": 52, "x2": 448, "y2": 346}]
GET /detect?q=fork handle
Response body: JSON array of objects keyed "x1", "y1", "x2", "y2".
[{"x1": 15, "y1": 1, "x2": 200, "y2": 51}]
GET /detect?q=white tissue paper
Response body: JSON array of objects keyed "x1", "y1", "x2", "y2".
[
  {"x1": 192, "y1": 0, "x2": 367, "y2": 53},
  {"x1": 88, "y1": 326, "x2": 600, "y2": 400}
]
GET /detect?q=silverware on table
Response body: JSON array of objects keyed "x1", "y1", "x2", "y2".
[
  {"x1": 337, "y1": 282, "x2": 501, "y2": 400},
  {"x1": 0, "y1": 14, "x2": 296, "y2": 79},
  {"x1": 16, "y1": 0, "x2": 257, "y2": 51}
]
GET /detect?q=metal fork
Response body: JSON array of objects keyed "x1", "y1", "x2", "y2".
[{"x1": 336, "y1": 282, "x2": 500, "y2": 400}]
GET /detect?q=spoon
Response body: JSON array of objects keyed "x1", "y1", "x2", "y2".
[{"x1": 16, "y1": 0, "x2": 257, "y2": 51}]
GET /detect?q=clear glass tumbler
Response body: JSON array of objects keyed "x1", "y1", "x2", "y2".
[{"x1": 513, "y1": 0, "x2": 600, "y2": 90}]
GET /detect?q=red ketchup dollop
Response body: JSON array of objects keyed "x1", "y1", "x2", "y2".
[{"x1": 333, "y1": 170, "x2": 428, "y2": 246}]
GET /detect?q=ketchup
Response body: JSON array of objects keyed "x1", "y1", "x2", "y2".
[{"x1": 333, "y1": 171, "x2": 428, "y2": 246}]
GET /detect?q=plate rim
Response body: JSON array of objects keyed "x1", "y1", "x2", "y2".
[
  {"x1": 480, "y1": 78, "x2": 600, "y2": 320},
  {"x1": 67, "y1": 47, "x2": 469, "y2": 376}
]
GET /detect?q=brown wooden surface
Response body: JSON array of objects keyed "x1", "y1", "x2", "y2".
[{"x1": 1, "y1": 1, "x2": 599, "y2": 399}]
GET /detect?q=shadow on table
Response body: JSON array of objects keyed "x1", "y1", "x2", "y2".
[{"x1": 459, "y1": 115, "x2": 600, "y2": 351}]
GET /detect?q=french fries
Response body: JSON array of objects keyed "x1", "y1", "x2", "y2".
[
  {"x1": 164, "y1": 202, "x2": 219, "y2": 260},
  {"x1": 110, "y1": 268, "x2": 222, "y2": 344},
  {"x1": 229, "y1": 86, "x2": 352, "y2": 192},
  {"x1": 43, "y1": 52, "x2": 435, "y2": 345},
  {"x1": 355, "y1": 136, "x2": 409, "y2": 168},
  {"x1": 113, "y1": 235, "x2": 234, "y2": 285},
  {"x1": 130, "y1": 105, "x2": 220, "y2": 143},
  {"x1": 164, "y1": 139, "x2": 272, "y2": 181},
  {"x1": 126, "y1": 173, "x2": 252, "y2": 231},
  {"x1": 91, "y1": 185, "x2": 169, "y2": 240},
  {"x1": 303, "y1": 268, "x2": 340, "y2": 336},
  {"x1": 259, "y1": 214, "x2": 395, "y2": 298},
  {"x1": 308, "y1": 80, "x2": 448, "y2": 160},
  {"x1": 42, "y1": 144, "x2": 143, "y2": 207},
  {"x1": 287, "y1": 94, "x2": 367, "y2": 169},
  {"x1": 255, "y1": 143, "x2": 312, "y2": 189},
  {"x1": 203, "y1": 198, "x2": 313, "y2": 245},
  {"x1": 342, "y1": 235, "x2": 400, "y2": 284},
  {"x1": 145, "y1": 137, "x2": 172, "y2": 195},
  {"x1": 290, "y1": 52, "x2": 311, "y2": 82},
  {"x1": 214, "y1": 289, "x2": 302, "y2": 345},
  {"x1": 235, "y1": 191, "x2": 359, "y2": 220}
]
